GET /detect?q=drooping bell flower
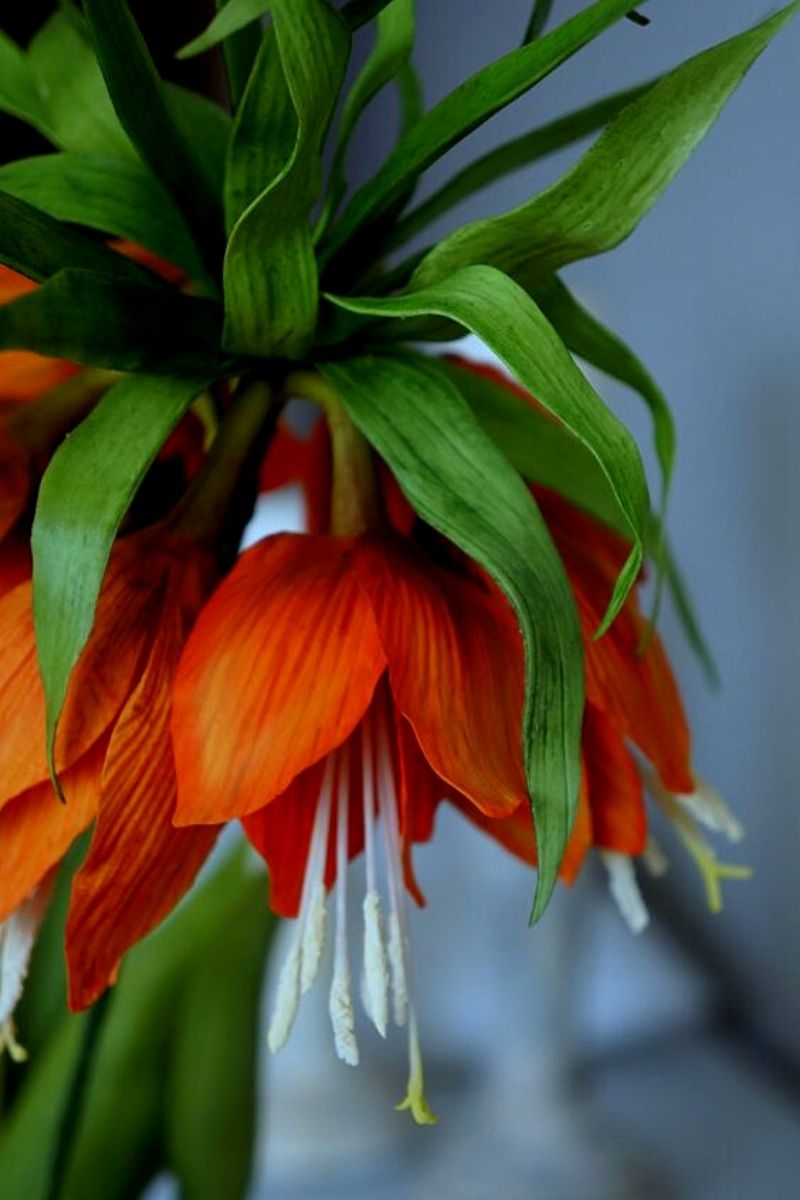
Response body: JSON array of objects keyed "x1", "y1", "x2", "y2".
[{"x1": 0, "y1": 380, "x2": 274, "y2": 1029}]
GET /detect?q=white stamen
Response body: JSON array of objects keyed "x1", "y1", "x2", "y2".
[
  {"x1": 269, "y1": 759, "x2": 334, "y2": 1051},
  {"x1": 642, "y1": 835, "x2": 670, "y2": 877},
  {"x1": 362, "y1": 891, "x2": 389, "y2": 1037},
  {"x1": 329, "y1": 746, "x2": 359, "y2": 1066},
  {"x1": 267, "y1": 939, "x2": 302, "y2": 1053},
  {"x1": 601, "y1": 851, "x2": 649, "y2": 934},
  {"x1": 675, "y1": 775, "x2": 743, "y2": 843},
  {"x1": 375, "y1": 709, "x2": 410, "y2": 1027},
  {"x1": 0, "y1": 884, "x2": 51, "y2": 1061}
]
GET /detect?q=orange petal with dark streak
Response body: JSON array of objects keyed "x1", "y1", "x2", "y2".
[
  {"x1": 355, "y1": 535, "x2": 526, "y2": 820},
  {"x1": 0, "y1": 739, "x2": 105, "y2": 923},
  {"x1": 66, "y1": 607, "x2": 217, "y2": 1010},
  {"x1": 172, "y1": 534, "x2": 387, "y2": 825},
  {"x1": 582, "y1": 703, "x2": 647, "y2": 857}
]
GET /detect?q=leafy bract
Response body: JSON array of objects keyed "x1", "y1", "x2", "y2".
[
  {"x1": 327, "y1": 265, "x2": 650, "y2": 630},
  {"x1": 222, "y1": 0, "x2": 349, "y2": 357},
  {"x1": 0, "y1": 192, "x2": 159, "y2": 286},
  {"x1": 389, "y1": 81, "x2": 651, "y2": 250},
  {"x1": 412, "y1": 2, "x2": 800, "y2": 289},
  {"x1": 178, "y1": 0, "x2": 272, "y2": 60},
  {"x1": 319, "y1": 0, "x2": 647, "y2": 268},
  {"x1": 0, "y1": 29, "x2": 55, "y2": 140},
  {"x1": 0, "y1": 156, "x2": 206, "y2": 284},
  {"x1": 321, "y1": 0, "x2": 415, "y2": 235},
  {"x1": 0, "y1": 269, "x2": 222, "y2": 375},
  {"x1": 321, "y1": 352, "x2": 583, "y2": 919},
  {"x1": 32, "y1": 373, "x2": 214, "y2": 783},
  {"x1": 83, "y1": 0, "x2": 224, "y2": 270},
  {"x1": 438, "y1": 356, "x2": 718, "y2": 683}
]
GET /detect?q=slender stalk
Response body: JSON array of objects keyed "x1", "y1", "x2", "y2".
[{"x1": 43, "y1": 991, "x2": 112, "y2": 1200}]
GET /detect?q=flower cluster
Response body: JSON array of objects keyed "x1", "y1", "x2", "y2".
[{"x1": 0, "y1": 293, "x2": 748, "y2": 1116}]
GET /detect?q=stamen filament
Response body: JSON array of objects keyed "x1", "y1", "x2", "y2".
[
  {"x1": 601, "y1": 851, "x2": 649, "y2": 934},
  {"x1": 329, "y1": 745, "x2": 359, "y2": 1066}
]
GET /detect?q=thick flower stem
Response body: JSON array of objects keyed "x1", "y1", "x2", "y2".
[{"x1": 286, "y1": 370, "x2": 381, "y2": 537}]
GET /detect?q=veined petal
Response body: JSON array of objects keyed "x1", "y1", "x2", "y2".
[
  {"x1": 393, "y1": 713, "x2": 444, "y2": 906},
  {"x1": 355, "y1": 535, "x2": 526, "y2": 820},
  {"x1": 0, "y1": 741, "x2": 104, "y2": 923},
  {"x1": 537, "y1": 488, "x2": 693, "y2": 794},
  {"x1": 66, "y1": 607, "x2": 217, "y2": 1011},
  {"x1": 0, "y1": 536, "x2": 166, "y2": 806},
  {"x1": 582, "y1": 702, "x2": 647, "y2": 857},
  {"x1": 173, "y1": 534, "x2": 387, "y2": 824}
]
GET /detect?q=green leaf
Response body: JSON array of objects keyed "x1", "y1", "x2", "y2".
[
  {"x1": 0, "y1": 191, "x2": 161, "y2": 286},
  {"x1": 533, "y1": 276, "x2": 675, "y2": 624},
  {"x1": 412, "y1": 2, "x2": 800, "y2": 289},
  {"x1": 178, "y1": 0, "x2": 271, "y2": 60},
  {"x1": 31, "y1": 373, "x2": 214, "y2": 784},
  {"x1": 0, "y1": 155, "x2": 206, "y2": 284},
  {"x1": 321, "y1": 351, "x2": 583, "y2": 918},
  {"x1": 214, "y1": 0, "x2": 265, "y2": 109},
  {"x1": 523, "y1": 0, "x2": 555, "y2": 42},
  {"x1": 27, "y1": 13, "x2": 138, "y2": 163},
  {"x1": 341, "y1": 0, "x2": 406, "y2": 32},
  {"x1": 389, "y1": 81, "x2": 651, "y2": 250},
  {"x1": 327, "y1": 264, "x2": 650, "y2": 629},
  {"x1": 438, "y1": 355, "x2": 718, "y2": 684},
  {"x1": 168, "y1": 85, "x2": 232, "y2": 201},
  {"x1": 0, "y1": 269, "x2": 222, "y2": 375},
  {"x1": 321, "y1": 0, "x2": 415, "y2": 234},
  {"x1": 222, "y1": 0, "x2": 349, "y2": 358},
  {"x1": 165, "y1": 872, "x2": 276, "y2": 1200},
  {"x1": 0, "y1": 29, "x2": 55, "y2": 140},
  {"x1": 83, "y1": 0, "x2": 224, "y2": 271},
  {"x1": 319, "y1": 0, "x2": 647, "y2": 268}
]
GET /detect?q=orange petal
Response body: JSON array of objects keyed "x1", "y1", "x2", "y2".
[
  {"x1": 66, "y1": 607, "x2": 217, "y2": 1010},
  {"x1": 172, "y1": 534, "x2": 387, "y2": 824},
  {"x1": 558, "y1": 764, "x2": 593, "y2": 884},
  {"x1": 582, "y1": 703, "x2": 647, "y2": 856},
  {"x1": 0, "y1": 533, "x2": 31, "y2": 598},
  {"x1": 537, "y1": 487, "x2": 694, "y2": 794},
  {"x1": 0, "y1": 534, "x2": 171, "y2": 806},
  {"x1": 393, "y1": 707, "x2": 444, "y2": 905},
  {"x1": 0, "y1": 740, "x2": 104, "y2": 923},
  {"x1": 355, "y1": 535, "x2": 526, "y2": 820}
]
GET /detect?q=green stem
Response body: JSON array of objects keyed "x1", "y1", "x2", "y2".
[{"x1": 43, "y1": 991, "x2": 112, "y2": 1200}]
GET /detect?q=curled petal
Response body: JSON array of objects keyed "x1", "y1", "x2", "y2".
[
  {"x1": 67, "y1": 609, "x2": 216, "y2": 1010},
  {"x1": 355, "y1": 535, "x2": 526, "y2": 820},
  {"x1": 0, "y1": 741, "x2": 105, "y2": 923},
  {"x1": 173, "y1": 534, "x2": 387, "y2": 824}
]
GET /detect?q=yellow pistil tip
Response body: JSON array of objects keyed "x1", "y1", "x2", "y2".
[{"x1": 396, "y1": 1085, "x2": 438, "y2": 1126}]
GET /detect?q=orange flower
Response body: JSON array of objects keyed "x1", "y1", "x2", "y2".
[
  {"x1": 0, "y1": 529, "x2": 219, "y2": 1010},
  {"x1": 0, "y1": 266, "x2": 78, "y2": 405}
]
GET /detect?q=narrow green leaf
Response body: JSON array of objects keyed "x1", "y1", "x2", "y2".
[
  {"x1": 319, "y1": 0, "x2": 647, "y2": 268},
  {"x1": 523, "y1": 0, "x2": 555, "y2": 42},
  {"x1": 438, "y1": 355, "x2": 718, "y2": 684},
  {"x1": 0, "y1": 29, "x2": 55, "y2": 140},
  {"x1": 327, "y1": 264, "x2": 651, "y2": 629},
  {"x1": 168, "y1": 85, "x2": 232, "y2": 201},
  {"x1": 321, "y1": 0, "x2": 415, "y2": 233},
  {"x1": 32, "y1": 373, "x2": 214, "y2": 781},
  {"x1": 178, "y1": 0, "x2": 271, "y2": 60},
  {"x1": 223, "y1": 0, "x2": 349, "y2": 357},
  {"x1": 83, "y1": 0, "x2": 224, "y2": 269},
  {"x1": 389, "y1": 81, "x2": 651, "y2": 250},
  {"x1": 214, "y1": 0, "x2": 265, "y2": 109},
  {"x1": 340, "y1": 0, "x2": 397, "y2": 29},
  {"x1": 0, "y1": 269, "x2": 222, "y2": 375},
  {"x1": 0, "y1": 156, "x2": 206, "y2": 283},
  {"x1": 0, "y1": 191, "x2": 161, "y2": 286},
  {"x1": 533, "y1": 276, "x2": 675, "y2": 624},
  {"x1": 321, "y1": 351, "x2": 583, "y2": 918},
  {"x1": 412, "y1": 2, "x2": 800, "y2": 289}
]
